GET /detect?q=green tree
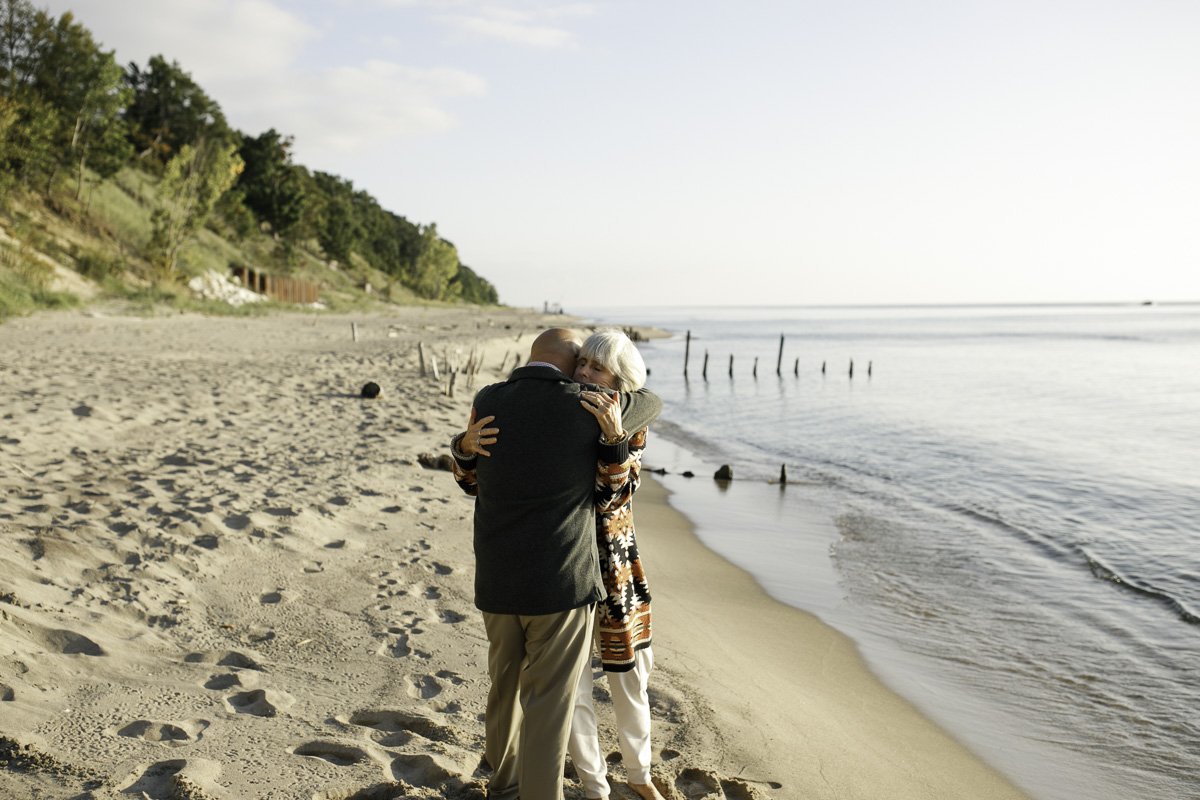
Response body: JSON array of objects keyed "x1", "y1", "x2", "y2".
[
  {"x1": 452, "y1": 263, "x2": 499, "y2": 304},
  {"x1": 311, "y1": 171, "x2": 362, "y2": 263},
  {"x1": 150, "y1": 138, "x2": 243, "y2": 276},
  {"x1": 124, "y1": 55, "x2": 232, "y2": 163},
  {"x1": 19, "y1": 10, "x2": 131, "y2": 196},
  {"x1": 0, "y1": 0, "x2": 41, "y2": 97},
  {"x1": 236, "y1": 128, "x2": 306, "y2": 239},
  {"x1": 408, "y1": 224, "x2": 460, "y2": 300},
  {"x1": 0, "y1": 94, "x2": 58, "y2": 191}
]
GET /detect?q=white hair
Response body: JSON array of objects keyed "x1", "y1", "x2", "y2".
[{"x1": 580, "y1": 329, "x2": 647, "y2": 391}]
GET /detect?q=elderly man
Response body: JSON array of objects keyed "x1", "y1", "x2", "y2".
[{"x1": 450, "y1": 328, "x2": 661, "y2": 800}]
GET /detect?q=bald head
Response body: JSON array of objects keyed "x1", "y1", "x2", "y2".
[{"x1": 529, "y1": 328, "x2": 582, "y2": 374}]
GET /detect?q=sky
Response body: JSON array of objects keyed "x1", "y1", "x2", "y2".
[{"x1": 40, "y1": 0, "x2": 1200, "y2": 308}]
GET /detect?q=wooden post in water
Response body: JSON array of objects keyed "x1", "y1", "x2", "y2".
[
  {"x1": 849, "y1": 358, "x2": 854, "y2": 379},
  {"x1": 702, "y1": 350, "x2": 709, "y2": 381},
  {"x1": 868, "y1": 360, "x2": 873, "y2": 378},
  {"x1": 776, "y1": 334, "x2": 784, "y2": 376},
  {"x1": 821, "y1": 360, "x2": 826, "y2": 376},
  {"x1": 683, "y1": 330, "x2": 691, "y2": 378},
  {"x1": 779, "y1": 464, "x2": 788, "y2": 485},
  {"x1": 728, "y1": 354, "x2": 734, "y2": 378},
  {"x1": 794, "y1": 357, "x2": 799, "y2": 377},
  {"x1": 753, "y1": 357, "x2": 759, "y2": 379}
]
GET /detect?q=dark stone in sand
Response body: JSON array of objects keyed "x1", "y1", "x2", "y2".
[
  {"x1": 681, "y1": 471, "x2": 694, "y2": 478},
  {"x1": 418, "y1": 453, "x2": 455, "y2": 472},
  {"x1": 361, "y1": 382, "x2": 381, "y2": 399},
  {"x1": 714, "y1": 465, "x2": 733, "y2": 481}
]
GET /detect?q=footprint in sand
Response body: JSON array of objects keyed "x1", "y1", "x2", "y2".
[
  {"x1": 405, "y1": 674, "x2": 443, "y2": 699},
  {"x1": 185, "y1": 650, "x2": 266, "y2": 672},
  {"x1": 226, "y1": 688, "x2": 294, "y2": 717},
  {"x1": 223, "y1": 513, "x2": 251, "y2": 530},
  {"x1": 118, "y1": 757, "x2": 224, "y2": 798},
  {"x1": 203, "y1": 673, "x2": 245, "y2": 691},
  {"x1": 437, "y1": 609, "x2": 467, "y2": 624},
  {"x1": 390, "y1": 752, "x2": 472, "y2": 788},
  {"x1": 378, "y1": 631, "x2": 413, "y2": 659},
  {"x1": 675, "y1": 768, "x2": 723, "y2": 798},
  {"x1": 194, "y1": 534, "x2": 219, "y2": 550},
  {"x1": 293, "y1": 741, "x2": 371, "y2": 767},
  {"x1": 719, "y1": 778, "x2": 763, "y2": 799},
  {"x1": 41, "y1": 629, "x2": 106, "y2": 657},
  {"x1": 243, "y1": 625, "x2": 275, "y2": 643},
  {"x1": 647, "y1": 685, "x2": 687, "y2": 724},
  {"x1": 259, "y1": 589, "x2": 291, "y2": 605},
  {"x1": 345, "y1": 709, "x2": 458, "y2": 747},
  {"x1": 115, "y1": 719, "x2": 210, "y2": 746}
]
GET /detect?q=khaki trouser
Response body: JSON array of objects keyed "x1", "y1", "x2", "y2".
[{"x1": 482, "y1": 604, "x2": 596, "y2": 800}]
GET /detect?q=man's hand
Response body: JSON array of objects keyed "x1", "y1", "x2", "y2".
[
  {"x1": 580, "y1": 390, "x2": 625, "y2": 442},
  {"x1": 462, "y1": 407, "x2": 499, "y2": 457}
]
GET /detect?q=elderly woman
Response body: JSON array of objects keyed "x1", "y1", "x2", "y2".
[
  {"x1": 455, "y1": 329, "x2": 665, "y2": 800},
  {"x1": 568, "y1": 329, "x2": 663, "y2": 800}
]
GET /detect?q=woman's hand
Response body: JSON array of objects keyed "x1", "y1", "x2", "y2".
[
  {"x1": 580, "y1": 390, "x2": 625, "y2": 442},
  {"x1": 461, "y1": 407, "x2": 499, "y2": 457}
]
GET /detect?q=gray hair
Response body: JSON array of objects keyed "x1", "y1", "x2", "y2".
[{"x1": 580, "y1": 329, "x2": 647, "y2": 392}]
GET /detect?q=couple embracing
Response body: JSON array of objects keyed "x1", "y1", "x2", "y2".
[{"x1": 450, "y1": 328, "x2": 668, "y2": 800}]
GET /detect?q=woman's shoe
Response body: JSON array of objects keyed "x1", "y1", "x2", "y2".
[{"x1": 628, "y1": 782, "x2": 667, "y2": 800}]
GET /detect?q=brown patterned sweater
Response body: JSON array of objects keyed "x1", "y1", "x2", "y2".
[{"x1": 593, "y1": 426, "x2": 653, "y2": 672}]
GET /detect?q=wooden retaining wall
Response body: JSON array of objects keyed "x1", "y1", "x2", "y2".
[{"x1": 233, "y1": 265, "x2": 320, "y2": 304}]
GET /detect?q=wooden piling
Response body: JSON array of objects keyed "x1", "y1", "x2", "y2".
[
  {"x1": 849, "y1": 358, "x2": 854, "y2": 379},
  {"x1": 779, "y1": 464, "x2": 787, "y2": 484},
  {"x1": 702, "y1": 350, "x2": 709, "y2": 381},
  {"x1": 683, "y1": 330, "x2": 691, "y2": 378},
  {"x1": 418, "y1": 342, "x2": 428, "y2": 377},
  {"x1": 776, "y1": 334, "x2": 784, "y2": 376},
  {"x1": 753, "y1": 357, "x2": 758, "y2": 378},
  {"x1": 728, "y1": 354, "x2": 734, "y2": 378},
  {"x1": 794, "y1": 357, "x2": 799, "y2": 376},
  {"x1": 351, "y1": 322, "x2": 359, "y2": 343}
]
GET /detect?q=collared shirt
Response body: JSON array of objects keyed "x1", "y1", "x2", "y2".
[{"x1": 526, "y1": 361, "x2": 566, "y2": 372}]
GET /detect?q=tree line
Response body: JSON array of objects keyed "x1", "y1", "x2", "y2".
[{"x1": 0, "y1": 0, "x2": 499, "y2": 304}]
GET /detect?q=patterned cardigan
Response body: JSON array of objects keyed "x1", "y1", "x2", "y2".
[
  {"x1": 592, "y1": 426, "x2": 653, "y2": 672},
  {"x1": 452, "y1": 427, "x2": 653, "y2": 672}
]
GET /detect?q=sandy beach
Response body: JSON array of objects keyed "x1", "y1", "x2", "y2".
[{"x1": 0, "y1": 307, "x2": 1030, "y2": 800}]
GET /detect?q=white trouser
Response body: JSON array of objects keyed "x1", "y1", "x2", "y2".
[{"x1": 567, "y1": 646, "x2": 654, "y2": 798}]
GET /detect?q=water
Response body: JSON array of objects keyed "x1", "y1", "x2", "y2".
[{"x1": 579, "y1": 304, "x2": 1200, "y2": 800}]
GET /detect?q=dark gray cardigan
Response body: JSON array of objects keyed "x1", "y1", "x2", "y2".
[{"x1": 452, "y1": 365, "x2": 661, "y2": 615}]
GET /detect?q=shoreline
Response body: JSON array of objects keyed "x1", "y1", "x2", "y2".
[
  {"x1": 634, "y1": 476, "x2": 1030, "y2": 799},
  {"x1": 0, "y1": 307, "x2": 1027, "y2": 799}
]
